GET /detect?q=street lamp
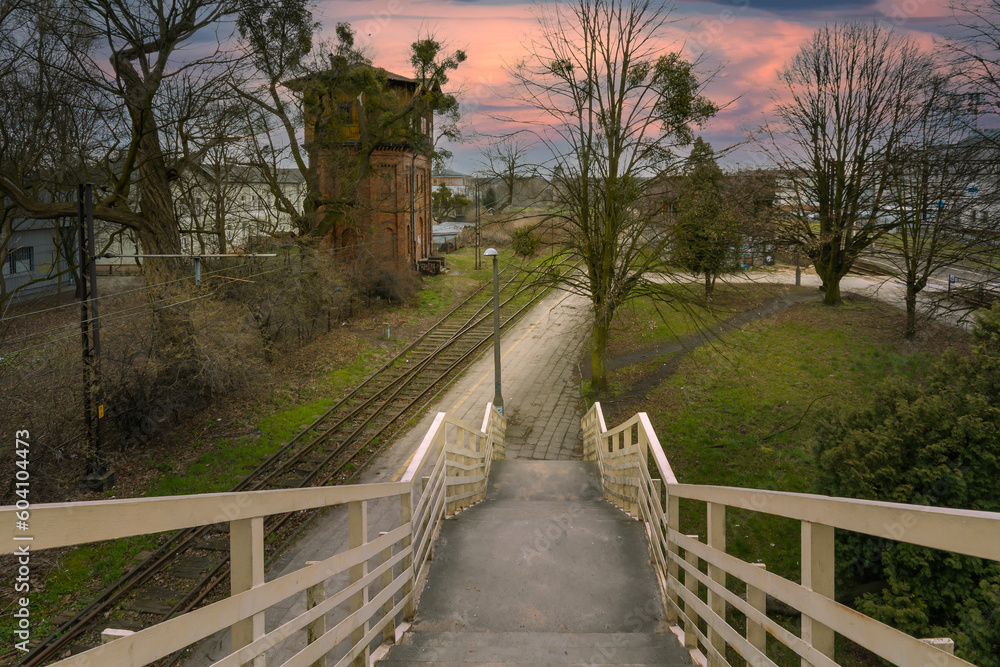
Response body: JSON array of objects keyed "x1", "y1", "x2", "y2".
[{"x1": 483, "y1": 248, "x2": 503, "y2": 415}]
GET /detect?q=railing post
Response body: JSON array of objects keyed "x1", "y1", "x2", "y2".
[
  {"x1": 446, "y1": 444, "x2": 456, "y2": 517},
  {"x1": 632, "y1": 451, "x2": 640, "y2": 518},
  {"x1": 650, "y1": 479, "x2": 662, "y2": 565},
  {"x1": 638, "y1": 418, "x2": 649, "y2": 461},
  {"x1": 666, "y1": 491, "x2": 680, "y2": 622},
  {"x1": 401, "y1": 489, "x2": 414, "y2": 621},
  {"x1": 439, "y1": 421, "x2": 451, "y2": 516},
  {"x1": 684, "y1": 535, "x2": 700, "y2": 648},
  {"x1": 305, "y1": 561, "x2": 327, "y2": 667},
  {"x1": 801, "y1": 521, "x2": 835, "y2": 665},
  {"x1": 379, "y1": 534, "x2": 395, "y2": 645},
  {"x1": 349, "y1": 500, "x2": 369, "y2": 667},
  {"x1": 747, "y1": 563, "x2": 767, "y2": 656},
  {"x1": 707, "y1": 502, "x2": 726, "y2": 666},
  {"x1": 101, "y1": 628, "x2": 133, "y2": 644},
  {"x1": 231, "y1": 516, "x2": 265, "y2": 667},
  {"x1": 422, "y1": 476, "x2": 436, "y2": 563}
]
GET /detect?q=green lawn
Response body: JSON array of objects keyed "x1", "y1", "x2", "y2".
[{"x1": 596, "y1": 284, "x2": 968, "y2": 665}]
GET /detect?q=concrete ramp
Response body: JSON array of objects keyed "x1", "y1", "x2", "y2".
[{"x1": 380, "y1": 460, "x2": 690, "y2": 666}]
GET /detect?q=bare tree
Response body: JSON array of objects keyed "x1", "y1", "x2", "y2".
[
  {"x1": 506, "y1": 0, "x2": 717, "y2": 391},
  {"x1": 0, "y1": 0, "x2": 104, "y2": 306},
  {"x1": 760, "y1": 22, "x2": 935, "y2": 306},
  {"x1": 0, "y1": 0, "x2": 237, "y2": 283},
  {"x1": 877, "y1": 74, "x2": 992, "y2": 337},
  {"x1": 479, "y1": 135, "x2": 534, "y2": 212},
  {"x1": 948, "y1": 0, "x2": 1000, "y2": 135}
]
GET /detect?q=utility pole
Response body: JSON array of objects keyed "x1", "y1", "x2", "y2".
[
  {"x1": 475, "y1": 178, "x2": 482, "y2": 270},
  {"x1": 78, "y1": 183, "x2": 113, "y2": 491}
]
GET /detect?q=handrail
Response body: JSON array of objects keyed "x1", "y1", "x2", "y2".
[
  {"x1": 582, "y1": 401, "x2": 1000, "y2": 667},
  {"x1": 2, "y1": 402, "x2": 505, "y2": 667},
  {"x1": 1, "y1": 482, "x2": 404, "y2": 553}
]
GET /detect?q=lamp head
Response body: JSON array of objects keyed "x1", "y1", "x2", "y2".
[{"x1": 483, "y1": 248, "x2": 498, "y2": 257}]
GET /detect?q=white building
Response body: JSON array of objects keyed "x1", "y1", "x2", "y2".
[{"x1": 432, "y1": 168, "x2": 471, "y2": 196}]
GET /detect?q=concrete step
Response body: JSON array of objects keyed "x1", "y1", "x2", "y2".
[
  {"x1": 486, "y1": 460, "x2": 603, "y2": 502},
  {"x1": 451, "y1": 499, "x2": 625, "y2": 522},
  {"x1": 379, "y1": 631, "x2": 690, "y2": 665},
  {"x1": 397, "y1": 631, "x2": 681, "y2": 648}
]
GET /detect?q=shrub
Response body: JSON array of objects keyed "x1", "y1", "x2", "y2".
[
  {"x1": 511, "y1": 227, "x2": 541, "y2": 257},
  {"x1": 813, "y1": 305, "x2": 1000, "y2": 665}
]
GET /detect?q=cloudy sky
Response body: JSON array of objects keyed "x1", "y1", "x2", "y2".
[{"x1": 311, "y1": 0, "x2": 957, "y2": 171}]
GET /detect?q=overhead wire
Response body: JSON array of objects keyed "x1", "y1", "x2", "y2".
[
  {"x1": 0, "y1": 235, "x2": 387, "y2": 327},
  {"x1": 2, "y1": 232, "x2": 405, "y2": 353},
  {"x1": 0, "y1": 261, "x2": 291, "y2": 348},
  {"x1": 0, "y1": 258, "x2": 263, "y2": 324},
  {"x1": 1, "y1": 263, "x2": 302, "y2": 355}
]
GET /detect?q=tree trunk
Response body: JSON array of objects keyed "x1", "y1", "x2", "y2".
[
  {"x1": 823, "y1": 279, "x2": 842, "y2": 306},
  {"x1": 813, "y1": 251, "x2": 844, "y2": 306},
  {"x1": 114, "y1": 56, "x2": 185, "y2": 284},
  {"x1": 590, "y1": 312, "x2": 611, "y2": 392},
  {"x1": 0, "y1": 215, "x2": 11, "y2": 307},
  {"x1": 215, "y1": 206, "x2": 227, "y2": 255},
  {"x1": 704, "y1": 271, "x2": 713, "y2": 301},
  {"x1": 905, "y1": 286, "x2": 917, "y2": 339}
]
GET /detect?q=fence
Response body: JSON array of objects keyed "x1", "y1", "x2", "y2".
[
  {"x1": 1, "y1": 403, "x2": 505, "y2": 667},
  {"x1": 582, "y1": 402, "x2": 1000, "y2": 667}
]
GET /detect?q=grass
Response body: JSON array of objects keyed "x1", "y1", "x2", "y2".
[
  {"x1": 149, "y1": 348, "x2": 384, "y2": 497},
  {"x1": 605, "y1": 282, "x2": 806, "y2": 359},
  {"x1": 392, "y1": 247, "x2": 492, "y2": 322},
  {"x1": 597, "y1": 284, "x2": 968, "y2": 666},
  {"x1": 17, "y1": 534, "x2": 161, "y2": 641},
  {"x1": 0, "y1": 347, "x2": 391, "y2": 654}
]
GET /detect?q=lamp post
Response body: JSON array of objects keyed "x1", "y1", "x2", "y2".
[{"x1": 483, "y1": 248, "x2": 503, "y2": 415}]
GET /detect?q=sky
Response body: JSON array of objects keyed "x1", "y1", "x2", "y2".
[{"x1": 311, "y1": 0, "x2": 958, "y2": 172}]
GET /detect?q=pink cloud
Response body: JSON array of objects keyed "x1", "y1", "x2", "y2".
[{"x1": 313, "y1": 0, "x2": 959, "y2": 169}]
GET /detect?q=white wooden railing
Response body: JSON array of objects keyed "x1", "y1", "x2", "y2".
[
  {"x1": 582, "y1": 402, "x2": 1000, "y2": 667},
  {"x1": 1, "y1": 403, "x2": 505, "y2": 667}
]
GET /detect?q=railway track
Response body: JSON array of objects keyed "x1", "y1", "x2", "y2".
[{"x1": 16, "y1": 261, "x2": 562, "y2": 667}]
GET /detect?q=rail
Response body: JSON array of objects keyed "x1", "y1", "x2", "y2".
[
  {"x1": 582, "y1": 402, "x2": 1000, "y2": 667},
  {"x1": 1, "y1": 403, "x2": 505, "y2": 667}
]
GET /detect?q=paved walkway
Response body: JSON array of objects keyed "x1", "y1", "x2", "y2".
[
  {"x1": 739, "y1": 266, "x2": 976, "y2": 331},
  {"x1": 379, "y1": 460, "x2": 690, "y2": 666},
  {"x1": 369, "y1": 287, "x2": 593, "y2": 465}
]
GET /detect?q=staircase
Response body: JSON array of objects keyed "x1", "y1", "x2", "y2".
[{"x1": 379, "y1": 460, "x2": 692, "y2": 666}]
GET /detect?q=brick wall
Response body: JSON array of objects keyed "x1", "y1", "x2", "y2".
[{"x1": 318, "y1": 148, "x2": 431, "y2": 269}]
